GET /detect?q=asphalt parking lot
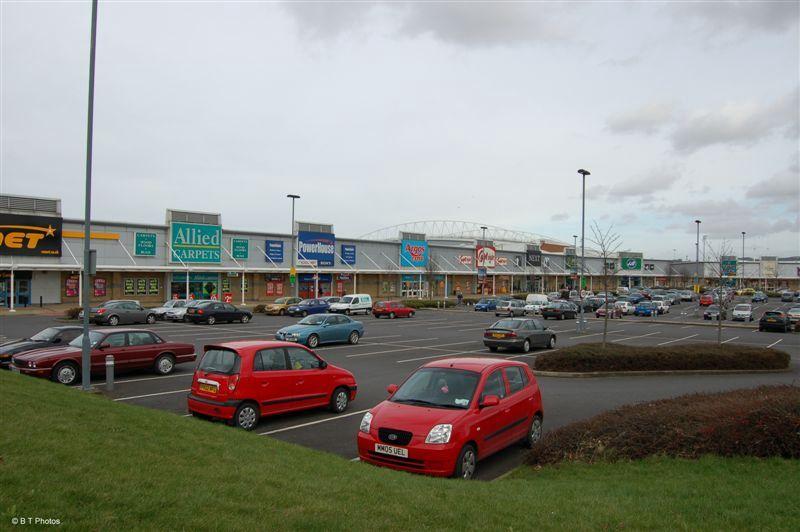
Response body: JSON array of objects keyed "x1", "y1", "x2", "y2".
[{"x1": 2, "y1": 307, "x2": 798, "y2": 480}]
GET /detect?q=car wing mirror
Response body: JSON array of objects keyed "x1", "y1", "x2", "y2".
[
  {"x1": 319, "y1": 360, "x2": 328, "y2": 369},
  {"x1": 99, "y1": 342, "x2": 111, "y2": 350},
  {"x1": 387, "y1": 384, "x2": 398, "y2": 395},
  {"x1": 52, "y1": 337, "x2": 62, "y2": 344},
  {"x1": 480, "y1": 395, "x2": 500, "y2": 408}
]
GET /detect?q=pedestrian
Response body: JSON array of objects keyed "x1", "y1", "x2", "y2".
[{"x1": 457, "y1": 291, "x2": 463, "y2": 306}]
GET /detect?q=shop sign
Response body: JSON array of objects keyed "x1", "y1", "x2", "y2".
[
  {"x1": 223, "y1": 292, "x2": 233, "y2": 303},
  {"x1": 136, "y1": 278, "x2": 147, "y2": 295},
  {"x1": 476, "y1": 245, "x2": 496, "y2": 269},
  {"x1": 134, "y1": 232, "x2": 157, "y2": 256},
  {"x1": 477, "y1": 267, "x2": 487, "y2": 280},
  {"x1": 169, "y1": 222, "x2": 221, "y2": 263},
  {"x1": 338, "y1": 273, "x2": 351, "y2": 280},
  {"x1": 65, "y1": 276, "x2": 79, "y2": 297},
  {"x1": 147, "y1": 278, "x2": 159, "y2": 295},
  {"x1": 341, "y1": 244, "x2": 356, "y2": 265},
  {"x1": 620, "y1": 257, "x2": 642, "y2": 271},
  {"x1": 264, "y1": 240, "x2": 284, "y2": 263},
  {"x1": 0, "y1": 213, "x2": 62, "y2": 257},
  {"x1": 93, "y1": 278, "x2": 107, "y2": 297},
  {"x1": 496, "y1": 257, "x2": 508, "y2": 266},
  {"x1": 721, "y1": 257, "x2": 737, "y2": 277},
  {"x1": 297, "y1": 231, "x2": 335, "y2": 267},
  {"x1": 457, "y1": 255, "x2": 472, "y2": 266},
  {"x1": 526, "y1": 244, "x2": 542, "y2": 267},
  {"x1": 643, "y1": 263, "x2": 655, "y2": 271},
  {"x1": 266, "y1": 273, "x2": 283, "y2": 282},
  {"x1": 299, "y1": 273, "x2": 332, "y2": 283},
  {"x1": 565, "y1": 248, "x2": 577, "y2": 272},
  {"x1": 124, "y1": 278, "x2": 135, "y2": 295},
  {"x1": 231, "y1": 238, "x2": 249, "y2": 260},
  {"x1": 400, "y1": 239, "x2": 428, "y2": 268},
  {"x1": 222, "y1": 278, "x2": 231, "y2": 292}
]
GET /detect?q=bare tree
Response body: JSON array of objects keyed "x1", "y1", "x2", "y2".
[
  {"x1": 705, "y1": 240, "x2": 735, "y2": 345},
  {"x1": 588, "y1": 221, "x2": 622, "y2": 348}
]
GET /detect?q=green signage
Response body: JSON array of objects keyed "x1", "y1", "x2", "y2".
[
  {"x1": 136, "y1": 278, "x2": 147, "y2": 295},
  {"x1": 124, "y1": 278, "x2": 135, "y2": 295},
  {"x1": 147, "y1": 278, "x2": 159, "y2": 294},
  {"x1": 170, "y1": 222, "x2": 221, "y2": 263},
  {"x1": 134, "y1": 232, "x2": 157, "y2": 256},
  {"x1": 620, "y1": 257, "x2": 642, "y2": 271},
  {"x1": 721, "y1": 257, "x2": 737, "y2": 277},
  {"x1": 231, "y1": 238, "x2": 249, "y2": 260}
]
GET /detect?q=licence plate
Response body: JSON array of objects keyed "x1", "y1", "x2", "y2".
[
  {"x1": 375, "y1": 444, "x2": 408, "y2": 458},
  {"x1": 767, "y1": 319, "x2": 775, "y2": 322},
  {"x1": 492, "y1": 333, "x2": 504, "y2": 338},
  {"x1": 199, "y1": 383, "x2": 217, "y2": 393}
]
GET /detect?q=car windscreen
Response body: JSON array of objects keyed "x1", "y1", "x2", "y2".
[
  {"x1": 707, "y1": 305, "x2": 719, "y2": 311},
  {"x1": 69, "y1": 331, "x2": 105, "y2": 348},
  {"x1": 274, "y1": 297, "x2": 288, "y2": 304},
  {"x1": 390, "y1": 368, "x2": 480, "y2": 409},
  {"x1": 299, "y1": 315, "x2": 326, "y2": 325},
  {"x1": 199, "y1": 349, "x2": 241, "y2": 375},
  {"x1": 339, "y1": 296, "x2": 354, "y2": 304},
  {"x1": 299, "y1": 300, "x2": 313, "y2": 306},
  {"x1": 491, "y1": 320, "x2": 522, "y2": 330},
  {"x1": 30, "y1": 327, "x2": 60, "y2": 341}
]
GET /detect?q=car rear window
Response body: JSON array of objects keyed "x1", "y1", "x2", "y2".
[
  {"x1": 492, "y1": 319, "x2": 522, "y2": 329},
  {"x1": 199, "y1": 349, "x2": 241, "y2": 375},
  {"x1": 734, "y1": 305, "x2": 750, "y2": 311},
  {"x1": 763, "y1": 312, "x2": 782, "y2": 317}
]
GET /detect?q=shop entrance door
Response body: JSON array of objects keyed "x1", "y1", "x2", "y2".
[{"x1": 0, "y1": 277, "x2": 32, "y2": 307}]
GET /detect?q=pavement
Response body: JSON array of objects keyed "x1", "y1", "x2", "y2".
[{"x1": 1, "y1": 305, "x2": 798, "y2": 481}]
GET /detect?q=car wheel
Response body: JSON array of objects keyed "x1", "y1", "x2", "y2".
[
  {"x1": 522, "y1": 339, "x2": 531, "y2": 353},
  {"x1": 345, "y1": 309, "x2": 351, "y2": 316},
  {"x1": 559, "y1": 314, "x2": 565, "y2": 320},
  {"x1": 233, "y1": 402, "x2": 259, "y2": 431},
  {"x1": 522, "y1": 414, "x2": 543, "y2": 448},
  {"x1": 548, "y1": 336, "x2": 556, "y2": 349},
  {"x1": 348, "y1": 331, "x2": 360, "y2": 345},
  {"x1": 307, "y1": 334, "x2": 320, "y2": 348},
  {"x1": 488, "y1": 346, "x2": 498, "y2": 352},
  {"x1": 52, "y1": 361, "x2": 79, "y2": 385},
  {"x1": 453, "y1": 444, "x2": 477, "y2": 480},
  {"x1": 207, "y1": 316, "x2": 216, "y2": 325},
  {"x1": 389, "y1": 312, "x2": 396, "y2": 319},
  {"x1": 278, "y1": 309, "x2": 285, "y2": 316},
  {"x1": 409, "y1": 311, "x2": 415, "y2": 318},
  {"x1": 146, "y1": 314, "x2": 156, "y2": 325},
  {"x1": 241, "y1": 315, "x2": 250, "y2": 324},
  {"x1": 329, "y1": 387, "x2": 349, "y2": 413},
  {"x1": 494, "y1": 313, "x2": 499, "y2": 317},
  {"x1": 301, "y1": 311, "x2": 308, "y2": 317},
  {"x1": 154, "y1": 354, "x2": 175, "y2": 375},
  {"x1": 108, "y1": 315, "x2": 120, "y2": 326}
]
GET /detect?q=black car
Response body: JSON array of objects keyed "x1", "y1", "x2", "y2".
[
  {"x1": 185, "y1": 301, "x2": 253, "y2": 325},
  {"x1": 0, "y1": 326, "x2": 82, "y2": 369},
  {"x1": 483, "y1": 318, "x2": 556, "y2": 353},
  {"x1": 780, "y1": 291, "x2": 798, "y2": 303},
  {"x1": 703, "y1": 305, "x2": 727, "y2": 321},
  {"x1": 759, "y1": 311, "x2": 792, "y2": 332},
  {"x1": 541, "y1": 301, "x2": 578, "y2": 320}
]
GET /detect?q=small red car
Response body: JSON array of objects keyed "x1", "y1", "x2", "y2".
[
  {"x1": 187, "y1": 341, "x2": 357, "y2": 430},
  {"x1": 595, "y1": 304, "x2": 622, "y2": 319},
  {"x1": 11, "y1": 329, "x2": 195, "y2": 385},
  {"x1": 372, "y1": 301, "x2": 415, "y2": 319},
  {"x1": 357, "y1": 358, "x2": 543, "y2": 479},
  {"x1": 699, "y1": 294, "x2": 714, "y2": 306}
]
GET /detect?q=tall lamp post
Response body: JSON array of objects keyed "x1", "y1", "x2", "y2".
[
  {"x1": 741, "y1": 231, "x2": 746, "y2": 288},
  {"x1": 694, "y1": 220, "x2": 701, "y2": 290},
  {"x1": 479, "y1": 226, "x2": 488, "y2": 295},
  {"x1": 287, "y1": 194, "x2": 300, "y2": 298},
  {"x1": 480, "y1": 226, "x2": 487, "y2": 240},
  {"x1": 577, "y1": 169, "x2": 590, "y2": 333}
]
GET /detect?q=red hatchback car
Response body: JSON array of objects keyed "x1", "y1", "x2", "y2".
[
  {"x1": 11, "y1": 329, "x2": 195, "y2": 385},
  {"x1": 373, "y1": 301, "x2": 415, "y2": 319},
  {"x1": 699, "y1": 294, "x2": 714, "y2": 306},
  {"x1": 188, "y1": 341, "x2": 357, "y2": 430},
  {"x1": 357, "y1": 358, "x2": 543, "y2": 480}
]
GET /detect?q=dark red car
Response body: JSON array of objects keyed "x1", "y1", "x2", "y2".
[
  {"x1": 357, "y1": 358, "x2": 543, "y2": 479},
  {"x1": 187, "y1": 341, "x2": 357, "y2": 430},
  {"x1": 699, "y1": 294, "x2": 714, "y2": 306},
  {"x1": 373, "y1": 301, "x2": 416, "y2": 319},
  {"x1": 11, "y1": 329, "x2": 195, "y2": 385}
]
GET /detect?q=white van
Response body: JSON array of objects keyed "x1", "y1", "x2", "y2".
[
  {"x1": 524, "y1": 294, "x2": 549, "y2": 315},
  {"x1": 329, "y1": 294, "x2": 373, "y2": 315}
]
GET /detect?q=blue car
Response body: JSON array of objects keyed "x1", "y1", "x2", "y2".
[
  {"x1": 628, "y1": 293, "x2": 645, "y2": 304},
  {"x1": 634, "y1": 302, "x2": 657, "y2": 316},
  {"x1": 751, "y1": 292, "x2": 768, "y2": 303},
  {"x1": 474, "y1": 298, "x2": 498, "y2": 312},
  {"x1": 276, "y1": 313, "x2": 364, "y2": 349},
  {"x1": 286, "y1": 298, "x2": 330, "y2": 317}
]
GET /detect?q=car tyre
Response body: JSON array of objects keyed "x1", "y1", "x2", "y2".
[
  {"x1": 241, "y1": 315, "x2": 250, "y2": 324},
  {"x1": 154, "y1": 354, "x2": 175, "y2": 375},
  {"x1": 348, "y1": 331, "x2": 360, "y2": 345},
  {"x1": 522, "y1": 414, "x2": 543, "y2": 448},
  {"x1": 52, "y1": 361, "x2": 79, "y2": 385},
  {"x1": 345, "y1": 309, "x2": 351, "y2": 316},
  {"x1": 453, "y1": 444, "x2": 477, "y2": 480},
  {"x1": 389, "y1": 312, "x2": 396, "y2": 319},
  {"x1": 146, "y1": 314, "x2": 156, "y2": 325},
  {"x1": 207, "y1": 316, "x2": 216, "y2": 325},
  {"x1": 488, "y1": 346, "x2": 498, "y2": 352},
  {"x1": 307, "y1": 334, "x2": 320, "y2": 348},
  {"x1": 301, "y1": 311, "x2": 308, "y2": 317},
  {"x1": 522, "y1": 339, "x2": 531, "y2": 353},
  {"x1": 409, "y1": 311, "x2": 415, "y2": 318},
  {"x1": 108, "y1": 315, "x2": 120, "y2": 326},
  {"x1": 329, "y1": 387, "x2": 349, "y2": 413},
  {"x1": 548, "y1": 336, "x2": 556, "y2": 349},
  {"x1": 233, "y1": 402, "x2": 259, "y2": 431}
]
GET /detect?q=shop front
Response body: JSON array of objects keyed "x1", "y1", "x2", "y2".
[
  {"x1": 401, "y1": 274, "x2": 428, "y2": 298},
  {"x1": 171, "y1": 272, "x2": 220, "y2": 300},
  {"x1": 299, "y1": 273, "x2": 332, "y2": 299},
  {"x1": 0, "y1": 271, "x2": 32, "y2": 307}
]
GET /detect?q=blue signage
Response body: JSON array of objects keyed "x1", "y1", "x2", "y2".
[
  {"x1": 400, "y1": 239, "x2": 428, "y2": 268},
  {"x1": 264, "y1": 240, "x2": 284, "y2": 263},
  {"x1": 299, "y1": 273, "x2": 333, "y2": 283},
  {"x1": 297, "y1": 231, "x2": 335, "y2": 267},
  {"x1": 341, "y1": 244, "x2": 356, "y2": 265}
]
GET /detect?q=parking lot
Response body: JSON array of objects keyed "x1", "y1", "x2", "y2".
[{"x1": 2, "y1": 307, "x2": 798, "y2": 480}]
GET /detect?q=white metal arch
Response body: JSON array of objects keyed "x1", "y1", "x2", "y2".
[{"x1": 359, "y1": 220, "x2": 568, "y2": 245}]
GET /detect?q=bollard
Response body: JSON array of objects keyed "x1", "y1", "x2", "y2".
[{"x1": 105, "y1": 355, "x2": 114, "y2": 391}]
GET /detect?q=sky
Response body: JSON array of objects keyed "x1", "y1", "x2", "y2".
[{"x1": 1, "y1": 1, "x2": 798, "y2": 260}]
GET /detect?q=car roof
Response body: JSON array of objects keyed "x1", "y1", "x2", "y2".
[
  {"x1": 424, "y1": 357, "x2": 526, "y2": 372},
  {"x1": 206, "y1": 340, "x2": 306, "y2": 352},
  {"x1": 53, "y1": 326, "x2": 83, "y2": 331},
  {"x1": 96, "y1": 328, "x2": 157, "y2": 334}
]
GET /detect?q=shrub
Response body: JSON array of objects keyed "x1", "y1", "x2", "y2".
[
  {"x1": 64, "y1": 307, "x2": 82, "y2": 319},
  {"x1": 400, "y1": 299, "x2": 456, "y2": 309},
  {"x1": 534, "y1": 342, "x2": 789, "y2": 372},
  {"x1": 253, "y1": 304, "x2": 267, "y2": 314},
  {"x1": 527, "y1": 385, "x2": 800, "y2": 465}
]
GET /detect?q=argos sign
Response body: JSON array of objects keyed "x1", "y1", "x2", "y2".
[
  {"x1": 476, "y1": 245, "x2": 496, "y2": 269},
  {"x1": 400, "y1": 239, "x2": 428, "y2": 267}
]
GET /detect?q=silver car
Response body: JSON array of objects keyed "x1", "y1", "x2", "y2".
[
  {"x1": 731, "y1": 304, "x2": 753, "y2": 322},
  {"x1": 150, "y1": 299, "x2": 188, "y2": 320},
  {"x1": 495, "y1": 299, "x2": 526, "y2": 317},
  {"x1": 164, "y1": 299, "x2": 212, "y2": 322}
]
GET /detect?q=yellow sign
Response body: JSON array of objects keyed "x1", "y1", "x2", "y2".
[
  {"x1": 290, "y1": 266, "x2": 297, "y2": 275},
  {"x1": 62, "y1": 230, "x2": 120, "y2": 240}
]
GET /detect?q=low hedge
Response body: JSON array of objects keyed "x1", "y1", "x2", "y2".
[
  {"x1": 64, "y1": 307, "x2": 82, "y2": 319},
  {"x1": 253, "y1": 304, "x2": 267, "y2": 314},
  {"x1": 400, "y1": 299, "x2": 457, "y2": 309},
  {"x1": 534, "y1": 343, "x2": 790, "y2": 372},
  {"x1": 527, "y1": 385, "x2": 800, "y2": 465}
]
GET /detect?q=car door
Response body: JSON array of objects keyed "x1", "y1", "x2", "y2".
[
  {"x1": 250, "y1": 348, "x2": 297, "y2": 415},
  {"x1": 224, "y1": 303, "x2": 239, "y2": 321},
  {"x1": 475, "y1": 369, "x2": 513, "y2": 456},
  {"x1": 283, "y1": 346, "x2": 330, "y2": 410},
  {"x1": 503, "y1": 366, "x2": 533, "y2": 442},
  {"x1": 528, "y1": 320, "x2": 546, "y2": 347},
  {"x1": 125, "y1": 331, "x2": 159, "y2": 369},
  {"x1": 95, "y1": 331, "x2": 128, "y2": 371}
]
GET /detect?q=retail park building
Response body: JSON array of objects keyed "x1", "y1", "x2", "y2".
[{"x1": 1, "y1": 194, "x2": 798, "y2": 308}]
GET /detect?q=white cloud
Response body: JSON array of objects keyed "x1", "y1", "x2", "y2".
[
  {"x1": 607, "y1": 101, "x2": 675, "y2": 135},
  {"x1": 671, "y1": 1, "x2": 800, "y2": 35}
]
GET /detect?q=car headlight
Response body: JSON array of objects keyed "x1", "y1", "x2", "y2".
[
  {"x1": 359, "y1": 412, "x2": 373, "y2": 434},
  {"x1": 27, "y1": 361, "x2": 36, "y2": 368},
  {"x1": 425, "y1": 424, "x2": 452, "y2": 444}
]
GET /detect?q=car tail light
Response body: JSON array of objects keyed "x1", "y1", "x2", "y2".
[
  {"x1": 97, "y1": 308, "x2": 106, "y2": 314},
  {"x1": 197, "y1": 309, "x2": 204, "y2": 314},
  {"x1": 507, "y1": 332, "x2": 517, "y2": 338},
  {"x1": 228, "y1": 374, "x2": 239, "y2": 391}
]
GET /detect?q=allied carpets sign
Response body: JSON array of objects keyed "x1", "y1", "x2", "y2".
[
  {"x1": 0, "y1": 213, "x2": 62, "y2": 257},
  {"x1": 620, "y1": 257, "x2": 642, "y2": 271},
  {"x1": 475, "y1": 245, "x2": 496, "y2": 269},
  {"x1": 400, "y1": 239, "x2": 428, "y2": 268},
  {"x1": 231, "y1": 238, "x2": 249, "y2": 260},
  {"x1": 265, "y1": 240, "x2": 284, "y2": 263},
  {"x1": 134, "y1": 232, "x2": 157, "y2": 256},
  {"x1": 170, "y1": 222, "x2": 221, "y2": 263},
  {"x1": 341, "y1": 244, "x2": 356, "y2": 265},
  {"x1": 297, "y1": 231, "x2": 335, "y2": 267}
]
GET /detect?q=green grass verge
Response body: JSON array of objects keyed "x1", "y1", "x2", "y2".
[{"x1": 1, "y1": 371, "x2": 798, "y2": 531}]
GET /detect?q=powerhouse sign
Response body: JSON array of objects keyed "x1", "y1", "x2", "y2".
[
  {"x1": 0, "y1": 213, "x2": 62, "y2": 257},
  {"x1": 400, "y1": 239, "x2": 428, "y2": 267},
  {"x1": 297, "y1": 231, "x2": 335, "y2": 267},
  {"x1": 170, "y1": 222, "x2": 221, "y2": 263}
]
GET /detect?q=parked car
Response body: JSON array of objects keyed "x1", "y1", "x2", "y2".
[
  {"x1": 264, "y1": 297, "x2": 303, "y2": 316},
  {"x1": 373, "y1": 301, "x2": 415, "y2": 319},
  {"x1": 188, "y1": 341, "x2": 357, "y2": 430},
  {"x1": 524, "y1": 294, "x2": 550, "y2": 308},
  {"x1": 275, "y1": 313, "x2": 364, "y2": 348},
  {"x1": 736, "y1": 288, "x2": 756, "y2": 296},
  {"x1": 164, "y1": 299, "x2": 212, "y2": 322},
  {"x1": 680, "y1": 290, "x2": 696, "y2": 302},
  {"x1": 731, "y1": 304, "x2": 754, "y2": 322},
  {"x1": 79, "y1": 300, "x2": 156, "y2": 326},
  {"x1": 751, "y1": 292, "x2": 768, "y2": 303},
  {"x1": 11, "y1": 329, "x2": 195, "y2": 385},
  {"x1": 320, "y1": 296, "x2": 341, "y2": 305},
  {"x1": 595, "y1": 303, "x2": 622, "y2": 319},
  {"x1": 495, "y1": 300, "x2": 526, "y2": 317},
  {"x1": 634, "y1": 301, "x2": 657, "y2": 316},
  {"x1": 759, "y1": 311, "x2": 792, "y2": 332},
  {"x1": 150, "y1": 299, "x2": 188, "y2": 320},
  {"x1": 185, "y1": 301, "x2": 253, "y2": 325},
  {"x1": 286, "y1": 298, "x2": 330, "y2": 317},
  {"x1": 699, "y1": 294, "x2": 714, "y2": 306},
  {"x1": 627, "y1": 293, "x2": 646, "y2": 304},
  {"x1": 541, "y1": 301, "x2": 578, "y2": 320},
  {"x1": 703, "y1": 305, "x2": 727, "y2": 321},
  {"x1": 786, "y1": 307, "x2": 800, "y2": 324},
  {"x1": 0, "y1": 326, "x2": 82, "y2": 369},
  {"x1": 651, "y1": 299, "x2": 670, "y2": 314},
  {"x1": 474, "y1": 298, "x2": 498, "y2": 312},
  {"x1": 546, "y1": 292, "x2": 561, "y2": 302},
  {"x1": 523, "y1": 301, "x2": 545, "y2": 315},
  {"x1": 357, "y1": 358, "x2": 543, "y2": 479},
  {"x1": 781, "y1": 291, "x2": 797, "y2": 303},
  {"x1": 483, "y1": 318, "x2": 556, "y2": 353},
  {"x1": 615, "y1": 301, "x2": 635, "y2": 315},
  {"x1": 329, "y1": 294, "x2": 373, "y2": 315}
]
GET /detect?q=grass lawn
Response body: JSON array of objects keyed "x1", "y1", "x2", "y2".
[{"x1": 1, "y1": 371, "x2": 798, "y2": 531}]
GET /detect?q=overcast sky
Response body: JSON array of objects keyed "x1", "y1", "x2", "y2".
[{"x1": 2, "y1": 1, "x2": 798, "y2": 259}]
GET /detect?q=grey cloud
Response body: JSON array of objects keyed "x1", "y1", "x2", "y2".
[
  {"x1": 746, "y1": 164, "x2": 800, "y2": 206},
  {"x1": 607, "y1": 101, "x2": 675, "y2": 135},
  {"x1": 281, "y1": 2, "x2": 375, "y2": 39},
  {"x1": 551, "y1": 212, "x2": 569, "y2": 222},
  {"x1": 671, "y1": 1, "x2": 800, "y2": 35},
  {"x1": 605, "y1": 169, "x2": 680, "y2": 199},
  {"x1": 660, "y1": 199, "x2": 799, "y2": 239},
  {"x1": 671, "y1": 89, "x2": 799, "y2": 153}
]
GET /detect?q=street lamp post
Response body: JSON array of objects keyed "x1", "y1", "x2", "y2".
[
  {"x1": 741, "y1": 231, "x2": 746, "y2": 288},
  {"x1": 577, "y1": 169, "x2": 590, "y2": 333},
  {"x1": 287, "y1": 194, "x2": 300, "y2": 298},
  {"x1": 694, "y1": 220, "x2": 701, "y2": 289}
]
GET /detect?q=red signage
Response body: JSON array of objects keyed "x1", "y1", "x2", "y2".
[
  {"x1": 223, "y1": 292, "x2": 233, "y2": 303},
  {"x1": 93, "y1": 278, "x2": 107, "y2": 297},
  {"x1": 496, "y1": 257, "x2": 508, "y2": 266},
  {"x1": 457, "y1": 255, "x2": 473, "y2": 265},
  {"x1": 476, "y1": 245, "x2": 496, "y2": 269},
  {"x1": 65, "y1": 276, "x2": 79, "y2": 297}
]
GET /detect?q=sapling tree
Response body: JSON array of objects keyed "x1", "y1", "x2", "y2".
[{"x1": 588, "y1": 221, "x2": 622, "y2": 348}]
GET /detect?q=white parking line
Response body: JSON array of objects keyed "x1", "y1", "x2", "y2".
[
  {"x1": 112, "y1": 373, "x2": 194, "y2": 385},
  {"x1": 568, "y1": 330, "x2": 625, "y2": 340},
  {"x1": 767, "y1": 339, "x2": 783, "y2": 348},
  {"x1": 656, "y1": 334, "x2": 699, "y2": 346},
  {"x1": 346, "y1": 340, "x2": 479, "y2": 358},
  {"x1": 427, "y1": 321, "x2": 493, "y2": 330},
  {"x1": 396, "y1": 350, "x2": 487, "y2": 363},
  {"x1": 507, "y1": 349, "x2": 557, "y2": 360},
  {"x1": 114, "y1": 389, "x2": 189, "y2": 401},
  {"x1": 259, "y1": 409, "x2": 370, "y2": 436},
  {"x1": 680, "y1": 325, "x2": 695, "y2": 329},
  {"x1": 456, "y1": 326, "x2": 491, "y2": 332},
  {"x1": 720, "y1": 336, "x2": 740, "y2": 344},
  {"x1": 611, "y1": 332, "x2": 661, "y2": 343}
]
